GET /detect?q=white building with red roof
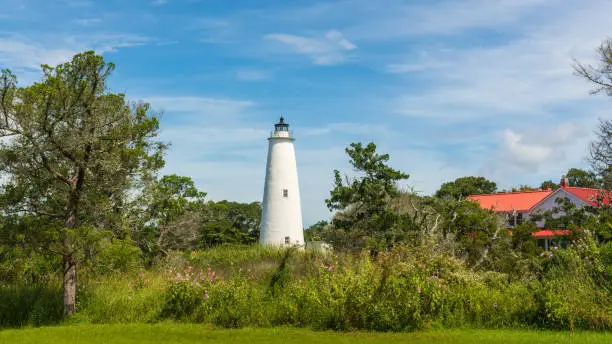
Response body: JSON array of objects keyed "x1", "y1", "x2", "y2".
[{"x1": 467, "y1": 178, "x2": 610, "y2": 250}]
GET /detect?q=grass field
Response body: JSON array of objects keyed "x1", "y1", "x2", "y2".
[{"x1": 0, "y1": 325, "x2": 609, "y2": 344}]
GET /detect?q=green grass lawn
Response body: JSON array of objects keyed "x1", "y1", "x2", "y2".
[{"x1": 0, "y1": 325, "x2": 609, "y2": 344}]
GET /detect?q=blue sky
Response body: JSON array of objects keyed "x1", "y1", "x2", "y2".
[{"x1": 1, "y1": 0, "x2": 611, "y2": 225}]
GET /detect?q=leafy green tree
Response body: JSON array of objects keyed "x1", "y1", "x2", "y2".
[
  {"x1": 0, "y1": 52, "x2": 164, "y2": 315},
  {"x1": 540, "y1": 180, "x2": 559, "y2": 190},
  {"x1": 148, "y1": 174, "x2": 206, "y2": 225},
  {"x1": 590, "y1": 204, "x2": 612, "y2": 243},
  {"x1": 565, "y1": 168, "x2": 600, "y2": 188},
  {"x1": 199, "y1": 200, "x2": 261, "y2": 248},
  {"x1": 131, "y1": 174, "x2": 205, "y2": 259},
  {"x1": 325, "y1": 142, "x2": 408, "y2": 251},
  {"x1": 435, "y1": 176, "x2": 497, "y2": 200},
  {"x1": 510, "y1": 222, "x2": 540, "y2": 255},
  {"x1": 304, "y1": 220, "x2": 329, "y2": 242},
  {"x1": 444, "y1": 200, "x2": 505, "y2": 268},
  {"x1": 511, "y1": 185, "x2": 540, "y2": 192},
  {"x1": 154, "y1": 200, "x2": 262, "y2": 250}
]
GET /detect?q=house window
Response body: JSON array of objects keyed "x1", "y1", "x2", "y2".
[
  {"x1": 283, "y1": 189, "x2": 288, "y2": 198},
  {"x1": 285, "y1": 236, "x2": 290, "y2": 244},
  {"x1": 506, "y1": 212, "x2": 523, "y2": 227}
]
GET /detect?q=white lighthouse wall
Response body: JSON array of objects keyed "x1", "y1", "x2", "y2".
[{"x1": 260, "y1": 137, "x2": 305, "y2": 246}]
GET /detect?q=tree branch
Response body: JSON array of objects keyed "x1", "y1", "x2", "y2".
[{"x1": 40, "y1": 154, "x2": 73, "y2": 186}]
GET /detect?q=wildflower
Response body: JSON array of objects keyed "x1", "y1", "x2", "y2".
[
  {"x1": 553, "y1": 246, "x2": 558, "y2": 250},
  {"x1": 417, "y1": 287, "x2": 422, "y2": 293},
  {"x1": 203, "y1": 292, "x2": 209, "y2": 300}
]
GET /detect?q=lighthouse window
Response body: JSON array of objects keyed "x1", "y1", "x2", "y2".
[
  {"x1": 285, "y1": 236, "x2": 290, "y2": 244},
  {"x1": 283, "y1": 189, "x2": 288, "y2": 197}
]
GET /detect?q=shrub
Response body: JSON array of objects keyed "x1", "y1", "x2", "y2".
[{"x1": 2, "y1": 244, "x2": 610, "y2": 331}]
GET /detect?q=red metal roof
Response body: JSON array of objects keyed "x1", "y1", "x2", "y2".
[
  {"x1": 467, "y1": 190, "x2": 553, "y2": 212},
  {"x1": 532, "y1": 229, "x2": 572, "y2": 238},
  {"x1": 508, "y1": 229, "x2": 573, "y2": 237},
  {"x1": 562, "y1": 187, "x2": 610, "y2": 207}
]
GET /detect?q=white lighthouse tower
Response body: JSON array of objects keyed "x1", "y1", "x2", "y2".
[{"x1": 260, "y1": 117, "x2": 304, "y2": 247}]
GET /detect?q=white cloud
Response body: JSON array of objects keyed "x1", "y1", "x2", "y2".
[
  {"x1": 255, "y1": 0, "x2": 556, "y2": 41},
  {"x1": 0, "y1": 38, "x2": 76, "y2": 70},
  {"x1": 392, "y1": 1, "x2": 612, "y2": 120},
  {"x1": 0, "y1": 33, "x2": 150, "y2": 73},
  {"x1": 502, "y1": 129, "x2": 556, "y2": 168},
  {"x1": 264, "y1": 30, "x2": 357, "y2": 65},
  {"x1": 324, "y1": 30, "x2": 357, "y2": 50},
  {"x1": 479, "y1": 121, "x2": 592, "y2": 190}
]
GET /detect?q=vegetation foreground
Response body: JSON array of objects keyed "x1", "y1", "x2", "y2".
[
  {"x1": 0, "y1": 325, "x2": 609, "y2": 344},
  {"x1": 2, "y1": 246, "x2": 611, "y2": 332}
]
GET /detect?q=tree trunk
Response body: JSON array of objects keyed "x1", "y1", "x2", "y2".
[
  {"x1": 62, "y1": 184, "x2": 81, "y2": 316},
  {"x1": 62, "y1": 254, "x2": 77, "y2": 316}
]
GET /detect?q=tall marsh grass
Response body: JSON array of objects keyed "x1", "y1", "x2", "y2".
[{"x1": 1, "y1": 245, "x2": 610, "y2": 331}]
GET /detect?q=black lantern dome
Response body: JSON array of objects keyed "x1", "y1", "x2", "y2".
[{"x1": 275, "y1": 116, "x2": 290, "y2": 132}]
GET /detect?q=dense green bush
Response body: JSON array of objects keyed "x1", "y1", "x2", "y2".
[
  {"x1": 0, "y1": 247, "x2": 61, "y2": 284},
  {"x1": 158, "y1": 246, "x2": 607, "y2": 331},
  {"x1": 1, "y1": 245, "x2": 610, "y2": 331}
]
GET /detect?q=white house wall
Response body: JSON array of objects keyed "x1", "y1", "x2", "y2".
[{"x1": 527, "y1": 189, "x2": 587, "y2": 227}]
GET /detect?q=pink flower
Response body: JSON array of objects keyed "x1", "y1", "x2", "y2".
[{"x1": 417, "y1": 287, "x2": 422, "y2": 293}]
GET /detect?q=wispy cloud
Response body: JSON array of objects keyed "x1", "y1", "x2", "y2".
[
  {"x1": 0, "y1": 37, "x2": 76, "y2": 70},
  {"x1": 264, "y1": 30, "x2": 357, "y2": 65},
  {"x1": 150, "y1": 0, "x2": 167, "y2": 6},
  {"x1": 343, "y1": 0, "x2": 555, "y2": 40},
  {"x1": 392, "y1": 1, "x2": 612, "y2": 121},
  {"x1": 0, "y1": 33, "x2": 150, "y2": 71}
]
